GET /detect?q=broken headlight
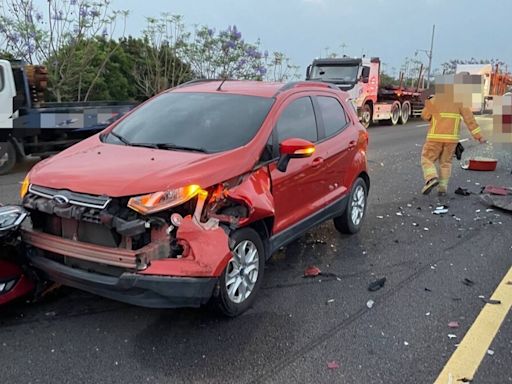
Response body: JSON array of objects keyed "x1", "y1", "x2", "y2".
[
  {"x1": 0, "y1": 206, "x2": 28, "y2": 232},
  {"x1": 127, "y1": 185, "x2": 205, "y2": 215},
  {"x1": 0, "y1": 279, "x2": 17, "y2": 294}
]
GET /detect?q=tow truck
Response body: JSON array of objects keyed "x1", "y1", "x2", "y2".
[
  {"x1": 0, "y1": 59, "x2": 136, "y2": 174},
  {"x1": 306, "y1": 56, "x2": 426, "y2": 128}
]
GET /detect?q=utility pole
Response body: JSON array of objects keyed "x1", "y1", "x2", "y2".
[{"x1": 426, "y1": 24, "x2": 435, "y2": 89}]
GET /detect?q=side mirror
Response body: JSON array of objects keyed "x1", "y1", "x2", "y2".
[
  {"x1": 361, "y1": 66, "x2": 370, "y2": 84},
  {"x1": 306, "y1": 65, "x2": 312, "y2": 80},
  {"x1": 277, "y1": 138, "x2": 316, "y2": 172}
]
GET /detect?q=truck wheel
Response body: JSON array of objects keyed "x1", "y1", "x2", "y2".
[
  {"x1": 334, "y1": 177, "x2": 368, "y2": 234},
  {"x1": 390, "y1": 102, "x2": 401, "y2": 126},
  {"x1": 213, "y1": 227, "x2": 265, "y2": 317},
  {"x1": 361, "y1": 103, "x2": 372, "y2": 128},
  {"x1": 0, "y1": 141, "x2": 17, "y2": 175},
  {"x1": 400, "y1": 102, "x2": 411, "y2": 125}
]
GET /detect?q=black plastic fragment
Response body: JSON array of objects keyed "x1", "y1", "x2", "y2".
[{"x1": 368, "y1": 277, "x2": 387, "y2": 292}]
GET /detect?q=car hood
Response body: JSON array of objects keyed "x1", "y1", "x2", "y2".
[{"x1": 29, "y1": 135, "x2": 260, "y2": 197}]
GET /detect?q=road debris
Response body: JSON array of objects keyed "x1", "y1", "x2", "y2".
[
  {"x1": 304, "y1": 266, "x2": 321, "y2": 278},
  {"x1": 366, "y1": 300, "x2": 375, "y2": 309},
  {"x1": 403, "y1": 341, "x2": 409, "y2": 346},
  {"x1": 483, "y1": 185, "x2": 512, "y2": 196},
  {"x1": 448, "y1": 334, "x2": 457, "y2": 339},
  {"x1": 487, "y1": 349, "x2": 495, "y2": 356},
  {"x1": 368, "y1": 277, "x2": 387, "y2": 292},
  {"x1": 326, "y1": 299, "x2": 335, "y2": 305},
  {"x1": 327, "y1": 361, "x2": 340, "y2": 370},
  {"x1": 461, "y1": 157, "x2": 498, "y2": 171},
  {"x1": 462, "y1": 278, "x2": 475, "y2": 287},
  {"x1": 481, "y1": 298, "x2": 501, "y2": 305},
  {"x1": 448, "y1": 321, "x2": 460, "y2": 329},
  {"x1": 457, "y1": 378, "x2": 473, "y2": 383},
  {"x1": 424, "y1": 287, "x2": 432, "y2": 292},
  {"x1": 455, "y1": 187, "x2": 471, "y2": 196},
  {"x1": 433, "y1": 205, "x2": 449, "y2": 215}
]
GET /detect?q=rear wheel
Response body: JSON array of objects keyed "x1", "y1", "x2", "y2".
[
  {"x1": 334, "y1": 177, "x2": 368, "y2": 234},
  {"x1": 400, "y1": 101, "x2": 411, "y2": 125},
  {"x1": 390, "y1": 102, "x2": 401, "y2": 126},
  {"x1": 360, "y1": 103, "x2": 372, "y2": 128},
  {"x1": 213, "y1": 227, "x2": 265, "y2": 317},
  {"x1": 0, "y1": 141, "x2": 16, "y2": 175}
]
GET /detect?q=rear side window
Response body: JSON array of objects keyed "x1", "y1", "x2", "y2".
[
  {"x1": 317, "y1": 96, "x2": 348, "y2": 137},
  {"x1": 276, "y1": 97, "x2": 318, "y2": 142}
]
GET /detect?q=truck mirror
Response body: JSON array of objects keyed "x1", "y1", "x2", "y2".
[
  {"x1": 306, "y1": 65, "x2": 312, "y2": 80},
  {"x1": 361, "y1": 66, "x2": 370, "y2": 83}
]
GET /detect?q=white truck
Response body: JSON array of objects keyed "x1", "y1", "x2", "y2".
[{"x1": 306, "y1": 56, "x2": 425, "y2": 128}]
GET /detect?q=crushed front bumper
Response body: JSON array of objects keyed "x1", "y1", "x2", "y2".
[{"x1": 28, "y1": 254, "x2": 218, "y2": 309}]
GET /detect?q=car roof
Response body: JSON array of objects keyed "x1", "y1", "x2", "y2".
[
  {"x1": 171, "y1": 80, "x2": 347, "y2": 99},
  {"x1": 173, "y1": 81, "x2": 285, "y2": 98}
]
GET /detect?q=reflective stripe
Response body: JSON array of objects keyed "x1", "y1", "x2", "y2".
[
  {"x1": 440, "y1": 113, "x2": 461, "y2": 119},
  {"x1": 427, "y1": 133, "x2": 460, "y2": 140},
  {"x1": 472, "y1": 127, "x2": 482, "y2": 134}
]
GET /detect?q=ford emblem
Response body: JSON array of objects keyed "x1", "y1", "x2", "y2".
[{"x1": 52, "y1": 194, "x2": 70, "y2": 206}]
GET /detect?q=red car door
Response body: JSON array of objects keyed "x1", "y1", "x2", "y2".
[
  {"x1": 313, "y1": 95, "x2": 359, "y2": 208},
  {"x1": 269, "y1": 95, "x2": 326, "y2": 233}
]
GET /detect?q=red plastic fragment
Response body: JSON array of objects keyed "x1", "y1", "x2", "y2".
[
  {"x1": 304, "y1": 265, "x2": 321, "y2": 277},
  {"x1": 327, "y1": 361, "x2": 340, "y2": 370}
]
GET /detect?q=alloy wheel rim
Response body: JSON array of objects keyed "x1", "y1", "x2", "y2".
[
  {"x1": 225, "y1": 240, "x2": 259, "y2": 304},
  {"x1": 351, "y1": 185, "x2": 366, "y2": 226}
]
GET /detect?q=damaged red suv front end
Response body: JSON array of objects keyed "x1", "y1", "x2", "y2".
[{"x1": 20, "y1": 80, "x2": 369, "y2": 315}]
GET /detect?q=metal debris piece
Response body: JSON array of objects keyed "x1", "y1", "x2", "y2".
[
  {"x1": 433, "y1": 206, "x2": 449, "y2": 215},
  {"x1": 368, "y1": 277, "x2": 387, "y2": 292},
  {"x1": 448, "y1": 334, "x2": 457, "y2": 339},
  {"x1": 481, "y1": 298, "x2": 501, "y2": 305}
]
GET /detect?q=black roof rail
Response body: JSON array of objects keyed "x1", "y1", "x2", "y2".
[
  {"x1": 274, "y1": 80, "x2": 340, "y2": 96},
  {"x1": 174, "y1": 78, "x2": 227, "y2": 89}
]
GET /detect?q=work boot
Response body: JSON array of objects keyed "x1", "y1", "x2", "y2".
[{"x1": 422, "y1": 177, "x2": 439, "y2": 195}]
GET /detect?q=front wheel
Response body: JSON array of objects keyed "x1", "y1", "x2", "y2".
[
  {"x1": 360, "y1": 103, "x2": 372, "y2": 129},
  {"x1": 334, "y1": 178, "x2": 368, "y2": 234},
  {"x1": 213, "y1": 227, "x2": 265, "y2": 317}
]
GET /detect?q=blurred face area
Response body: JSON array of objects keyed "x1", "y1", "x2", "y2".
[
  {"x1": 491, "y1": 93, "x2": 512, "y2": 142},
  {"x1": 434, "y1": 74, "x2": 483, "y2": 109}
]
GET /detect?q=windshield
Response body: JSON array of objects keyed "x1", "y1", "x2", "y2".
[
  {"x1": 310, "y1": 65, "x2": 359, "y2": 83},
  {"x1": 108, "y1": 92, "x2": 274, "y2": 153}
]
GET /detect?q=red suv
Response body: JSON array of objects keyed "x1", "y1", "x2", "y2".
[{"x1": 19, "y1": 80, "x2": 369, "y2": 316}]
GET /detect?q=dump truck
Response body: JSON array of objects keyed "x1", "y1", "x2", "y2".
[
  {"x1": 0, "y1": 59, "x2": 136, "y2": 174},
  {"x1": 306, "y1": 56, "x2": 425, "y2": 128}
]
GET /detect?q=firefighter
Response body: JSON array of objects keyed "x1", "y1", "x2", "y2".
[{"x1": 420, "y1": 75, "x2": 486, "y2": 196}]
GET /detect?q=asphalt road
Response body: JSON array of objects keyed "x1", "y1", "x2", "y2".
[{"x1": 1, "y1": 119, "x2": 511, "y2": 384}]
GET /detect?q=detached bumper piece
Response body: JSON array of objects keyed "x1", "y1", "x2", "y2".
[{"x1": 28, "y1": 255, "x2": 218, "y2": 309}]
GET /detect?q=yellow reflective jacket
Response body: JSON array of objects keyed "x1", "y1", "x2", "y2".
[{"x1": 421, "y1": 96, "x2": 482, "y2": 143}]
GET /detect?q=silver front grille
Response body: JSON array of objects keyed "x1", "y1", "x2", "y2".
[{"x1": 28, "y1": 185, "x2": 111, "y2": 210}]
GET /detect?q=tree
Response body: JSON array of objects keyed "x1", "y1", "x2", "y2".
[
  {"x1": 185, "y1": 25, "x2": 267, "y2": 80},
  {"x1": 132, "y1": 14, "x2": 193, "y2": 99},
  {"x1": 263, "y1": 51, "x2": 300, "y2": 82},
  {"x1": 0, "y1": 0, "x2": 128, "y2": 101}
]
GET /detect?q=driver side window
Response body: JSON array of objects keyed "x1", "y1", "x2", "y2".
[{"x1": 276, "y1": 97, "x2": 318, "y2": 143}]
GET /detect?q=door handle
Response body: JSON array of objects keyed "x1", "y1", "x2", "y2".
[
  {"x1": 348, "y1": 140, "x2": 357, "y2": 150},
  {"x1": 312, "y1": 157, "x2": 324, "y2": 166}
]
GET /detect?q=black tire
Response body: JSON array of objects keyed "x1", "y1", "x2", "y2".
[
  {"x1": 389, "y1": 102, "x2": 401, "y2": 126},
  {"x1": 0, "y1": 141, "x2": 17, "y2": 175},
  {"x1": 360, "y1": 103, "x2": 372, "y2": 128},
  {"x1": 213, "y1": 227, "x2": 265, "y2": 317},
  {"x1": 334, "y1": 177, "x2": 368, "y2": 234},
  {"x1": 400, "y1": 101, "x2": 411, "y2": 125}
]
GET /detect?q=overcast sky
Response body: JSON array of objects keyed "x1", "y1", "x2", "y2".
[{"x1": 112, "y1": 0, "x2": 511, "y2": 77}]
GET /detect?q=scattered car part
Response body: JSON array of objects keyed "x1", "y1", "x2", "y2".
[
  {"x1": 461, "y1": 157, "x2": 498, "y2": 171},
  {"x1": 455, "y1": 187, "x2": 471, "y2": 196},
  {"x1": 368, "y1": 277, "x2": 387, "y2": 292}
]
